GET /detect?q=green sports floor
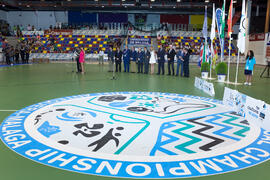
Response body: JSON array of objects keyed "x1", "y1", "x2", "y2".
[{"x1": 0, "y1": 62, "x2": 269, "y2": 180}]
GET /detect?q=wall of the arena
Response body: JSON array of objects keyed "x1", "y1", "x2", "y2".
[
  {"x1": 6, "y1": 11, "x2": 68, "y2": 30},
  {"x1": 248, "y1": 33, "x2": 268, "y2": 65},
  {"x1": 68, "y1": 11, "x2": 97, "y2": 25},
  {"x1": 189, "y1": 15, "x2": 211, "y2": 29},
  {"x1": 0, "y1": 10, "x2": 7, "y2": 21}
]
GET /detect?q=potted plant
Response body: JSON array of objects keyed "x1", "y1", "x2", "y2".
[
  {"x1": 201, "y1": 62, "x2": 210, "y2": 79},
  {"x1": 215, "y1": 62, "x2": 228, "y2": 82}
]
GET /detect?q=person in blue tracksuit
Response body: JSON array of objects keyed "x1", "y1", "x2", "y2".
[
  {"x1": 130, "y1": 47, "x2": 137, "y2": 73},
  {"x1": 144, "y1": 47, "x2": 151, "y2": 74},
  {"x1": 176, "y1": 48, "x2": 184, "y2": 76},
  {"x1": 123, "y1": 46, "x2": 131, "y2": 72},
  {"x1": 137, "y1": 48, "x2": 144, "y2": 73},
  {"x1": 244, "y1": 50, "x2": 256, "y2": 86}
]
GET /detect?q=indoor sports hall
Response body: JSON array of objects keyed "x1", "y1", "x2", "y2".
[{"x1": 0, "y1": 1, "x2": 270, "y2": 180}]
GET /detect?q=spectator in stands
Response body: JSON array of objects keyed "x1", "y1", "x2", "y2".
[
  {"x1": 167, "y1": 45, "x2": 176, "y2": 76},
  {"x1": 20, "y1": 43, "x2": 26, "y2": 64},
  {"x1": 27, "y1": 24, "x2": 31, "y2": 31},
  {"x1": 149, "y1": 47, "x2": 157, "y2": 75},
  {"x1": 107, "y1": 46, "x2": 114, "y2": 72},
  {"x1": 137, "y1": 48, "x2": 144, "y2": 73},
  {"x1": 25, "y1": 43, "x2": 30, "y2": 64},
  {"x1": 130, "y1": 47, "x2": 137, "y2": 73},
  {"x1": 144, "y1": 47, "x2": 151, "y2": 74},
  {"x1": 15, "y1": 45, "x2": 20, "y2": 64},
  {"x1": 32, "y1": 25, "x2": 35, "y2": 31},
  {"x1": 79, "y1": 47, "x2": 85, "y2": 74},
  {"x1": 244, "y1": 50, "x2": 256, "y2": 86},
  {"x1": 183, "y1": 48, "x2": 190, "y2": 78},
  {"x1": 157, "y1": 45, "x2": 165, "y2": 75},
  {"x1": 123, "y1": 46, "x2": 131, "y2": 73},
  {"x1": 9, "y1": 46, "x2": 15, "y2": 65},
  {"x1": 98, "y1": 48, "x2": 104, "y2": 65},
  {"x1": 3, "y1": 44, "x2": 11, "y2": 65},
  {"x1": 115, "y1": 47, "x2": 122, "y2": 72}
]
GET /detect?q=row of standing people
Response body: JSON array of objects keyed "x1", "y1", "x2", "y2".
[
  {"x1": 2, "y1": 40, "x2": 31, "y2": 65},
  {"x1": 106, "y1": 45, "x2": 190, "y2": 77}
]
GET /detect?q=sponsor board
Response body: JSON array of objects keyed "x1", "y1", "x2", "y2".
[
  {"x1": 0, "y1": 92, "x2": 270, "y2": 178},
  {"x1": 223, "y1": 87, "x2": 270, "y2": 131},
  {"x1": 194, "y1": 77, "x2": 215, "y2": 97}
]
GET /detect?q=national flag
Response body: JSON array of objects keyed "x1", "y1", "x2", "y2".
[
  {"x1": 211, "y1": 43, "x2": 218, "y2": 68},
  {"x1": 220, "y1": 0, "x2": 226, "y2": 39},
  {"x1": 202, "y1": 6, "x2": 208, "y2": 39},
  {"x1": 210, "y1": 3, "x2": 216, "y2": 41},
  {"x1": 237, "y1": 0, "x2": 246, "y2": 54},
  {"x1": 227, "y1": 0, "x2": 233, "y2": 38}
]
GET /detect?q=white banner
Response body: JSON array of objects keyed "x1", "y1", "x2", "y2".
[
  {"x1": 223, "y1": 87, "x2": 247, "y2": 117},
  {"x1": 194, "y1": 77, "x2": 215, "y2": 97},
  {"x1": 223, "y1": 87, "x2": 270, "y2": 130}
]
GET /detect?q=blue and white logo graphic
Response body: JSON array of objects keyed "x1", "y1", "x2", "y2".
[{"x1": 0, "y1": 92, "x2": 270, "y2": 178}]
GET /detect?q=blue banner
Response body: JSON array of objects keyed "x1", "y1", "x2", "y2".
[
  {"x1": 128, "y1": 38, "x2": 151, "y2": 46},
  {"x1": 215, "y1": 8, "x2": 222, "y2": 38}
]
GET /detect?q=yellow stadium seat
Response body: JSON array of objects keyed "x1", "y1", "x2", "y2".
[
  {"x1": 42, "y1": 41, "x2": 46, "y2": 44},
  {"x1": 60, "y1": 38, "x2": 64, "y2": 41},
  {"x1": 57, "y1": 44, "x2": 61, "y2": 47},
  {"x1": 181, "y1": 37, "x2": 184, "y2": 39},
  {"x1": 84, "y1": 47, "x2": 87, "y2": 50},
  {"x1": 144, "y1": 36, "x2": 148, "y2": 38},
  {"x1": 105, "y1": 35, "x2": 108, "y2": 38},
  {"x1": 59, "y1": 35, "x2": 62, "y2": 38},
  {"x1": 197, "y1": 37, "x2": 200, "y2": 39},
  {"x1": 35, "y1": 47, "x2": 38, "y2": 50},
  {"x1": 164, "y1": 36, "x2": 167, "y2": 39},
  {"x1": 89, "y1": 44, "x2": 92, "y2": 47},
  {"x1": 97, "y1": 38, "x2": 101, "y2": 41},
  {"x1": 87, "y1": 38, "x2": 91, "y2": 41},
  {"x1": 43, "y1": 50, "x2": 47, "y2": 54},
  {"x1": 99, "y1": 45, "x2": 103, "y2": 47},
  {"x1": 175, "y1": 42, "x2": 179, "y2": 45},
  {"x1": 190, "y1": 37, "x2": 194, "y2": 39},
  {"x1": 195, "y1": 40, "x2": 198, "y2": 43},
  {"x1": 185, "y1": 42, "x2": 189, "y2": 45},
  {"x1": 95, "y1": 35, "x2": 99, "y2": 38},
  {"x1": 46, "y1": 35, "x2": 49, "y2": 38},
  {"x1": 93, "y1": 41, "x2": 97, "y2": 44},
  {"x1": 82, "y1": 35, "x2": 85, "y2": 38},
  {"x1": 22, "y1": 37, "x2": 25, "y2": 40},
  {"x1": 69, "y1": 41, "x2": 73, "y2": 44},
  {"x1": 75, "y1": 44, "x2": 78, "y2": 47},
  {"x1": 77, "y1": 38, "x2": 81, "y2": 41},
  {"x1": 103, "y1": 41, "x2": 107, "y2": 44},
  {"x1": 102, "y1": 48, "x2": 106, "y2": 51},
  {"x1": 69, "y1": 35, "x2": 72, "y2": 38},
  {"x1": 178, "y1": 39, "x2": 181, "y2": 42},
  {"x1": 131, "y1": 35, "x2": 135, "y2": 38},
  {"x1": 79, "y1": 41, "x2": 83, "y2": 44},
  {"x1": 66, "y1": 47, "x2": 70, "y2": 50}
]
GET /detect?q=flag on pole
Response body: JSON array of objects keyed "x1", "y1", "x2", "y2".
[
  {"x1": 220, "y1": 0, "x2": 226, "y2": 39},
  {"x1": 198, "y1": 44, "x2": 211, "y2": 66},
  {"x1": 211, "y1": 43, "x2": 218, "y2": 68},
  {"x1": 227, "y1": 0, "x2": 233, "y2": 38},
  {"x1": 210, "y1": 3, "x2": 216, "y2": 41},
  {"x1": 237, "y1": 0, "x2": 246, "y2": 54},
  {"x1": 202, "y1": 6, "x2": 208, "y2": 39}
]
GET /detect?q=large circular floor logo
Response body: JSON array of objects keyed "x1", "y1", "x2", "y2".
[{"x1": 0, "y1": 92, "x2": 270, "y2": 178}]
